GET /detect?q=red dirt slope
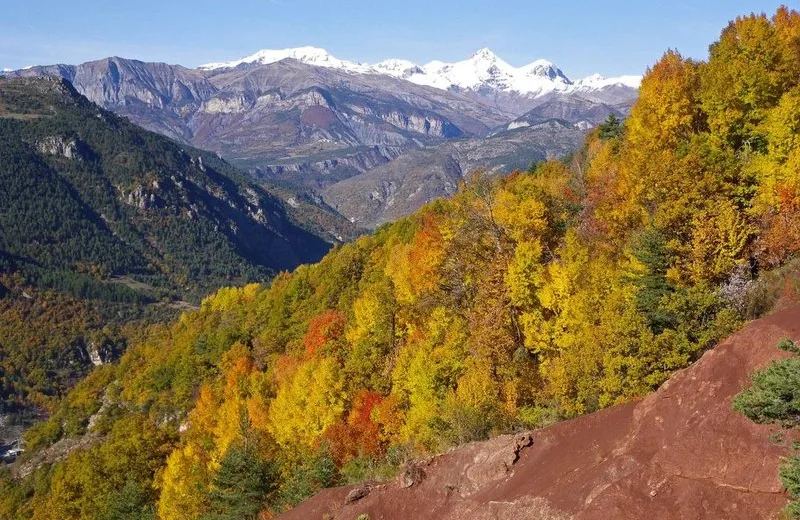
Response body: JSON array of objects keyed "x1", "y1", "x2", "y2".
[{"x1": 279, "y1": 307, "x2": 800, "y2": 520}]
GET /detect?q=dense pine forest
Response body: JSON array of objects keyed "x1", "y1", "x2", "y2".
[{"x1": 2, "y1": 7, "x2": 800, "y2": 519}]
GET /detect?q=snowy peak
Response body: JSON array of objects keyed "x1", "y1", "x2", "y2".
[
  {"x1": 465, "y1": 47, "x2": 509, "y2": 69},
  {"x1": 372, "y1": 59, "x2": 422, "y2": 79},
  {"x1": 571, "y1": 73, "x2": 642, "y2": 90},
  {"x1": 471, "y1": 47, "x2": 499, "y2": 60},
  {"x1": 199, "y1": 47, "x2": 640, "y2": 99},
  {"x1": 412, "y1": 49, "x2": 521, "y2": 92},
  {"x1": 520, "y1": 59, "x2": 569, "y2": 82},
  {"x1": 199, "y1": 46, "x2": 371, "y2": 73},
  {"x1": 388, "y1": 49, "x2": 575, "y2": 96}
]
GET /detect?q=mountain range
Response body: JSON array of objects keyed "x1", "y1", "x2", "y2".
[
  {"x1": 0, "y1": 76, "x2": 335, "y2": 301},
  {"x1": 199, "y1": 46, "x2": 640, "y2": 97},
  {"x1": 5, "y1": 47, "x2": 640, "y2": 226}
]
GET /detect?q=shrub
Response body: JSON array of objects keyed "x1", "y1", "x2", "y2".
[
  {"x1": 735, "y1": 338, "x2": 800, "y2": 517},
  {"x1": 733, "y1": 356, "x2": 800, "y2": 427}
]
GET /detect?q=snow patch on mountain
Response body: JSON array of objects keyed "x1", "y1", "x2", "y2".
[{"x1": 200, "y1": 46, "x2": 641, "y2": 98}]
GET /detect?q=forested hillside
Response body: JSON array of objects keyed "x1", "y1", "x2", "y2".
[
  {"x1": 0, "y1": 278, "x2": 168, "y2": 423},
  {"x1": 0, "y1": 76, "x2": 335, "y2": 457},
  {"x1": 2, "y1": 7, "x2": 800, "y2": 520},
  {"x1": 0, "y1": 76, "x2": 332, "y2": 302}
]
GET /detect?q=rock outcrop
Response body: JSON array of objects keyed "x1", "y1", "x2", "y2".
[
  {"x1": 279, "y1": 306, "x2": 800, "y2": 519},
  {"x1": 36, "y1": 136, "x2": 84, "y2": 159}
]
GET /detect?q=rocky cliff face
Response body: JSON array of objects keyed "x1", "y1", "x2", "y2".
[
  {"x1": 254, "y1": 145, "x2": 406, "y2": 188},
  {"x1": 280, "y1": 306, "x2": 800, "y2": 520},
  {"x1": 322, "y1": 120, "x2": 585, "y2": 227},
  {"x1": 36, "y1": 135, "x2": 85, "y2": 159},
  {"x1": 18, "y1": 58, "x2": 216, "y2": 141}
]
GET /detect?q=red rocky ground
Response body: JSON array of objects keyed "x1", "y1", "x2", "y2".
[{"x1": 280, "y1": 306, "x2": 800, "y2": 519}]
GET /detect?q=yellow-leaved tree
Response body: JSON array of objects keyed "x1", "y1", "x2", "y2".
[{"x1": 268, "y1": 356, "x2": 345, "y2": 457}]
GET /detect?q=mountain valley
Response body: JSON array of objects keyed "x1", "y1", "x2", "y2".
[
  {"x1": 4, "y1": 5, "x2": 800, "y2": 520},
  {"x1": 0, "y1": 74, "x2": 344, "y2": 447},
  {"x1": 6, "y1": 47, "x2": 639, "y2": 225}
]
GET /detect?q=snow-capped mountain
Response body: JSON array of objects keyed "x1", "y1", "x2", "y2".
[
  {"x1": 199, "y1": 46, "x2": 372, "y2": 73},
  {"x1": 393, "y1": 48, "x2": 573, "y2": 96},
  {"x1": 570, "y1": 73, "x2": 642, "y2": 90},
  {"x1": 372, "y1": 59, "x2": 423, "y2": 79},
  {"x1": 199, "y1": 46, "x2": 640, "y2": 98},
  {"x1": 10, "y1": 48, "x2": 641, "y2": 228}
]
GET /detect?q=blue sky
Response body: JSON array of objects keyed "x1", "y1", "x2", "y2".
[{"x1": 0, "y1": 1, "x2": 790, "y2": 77}]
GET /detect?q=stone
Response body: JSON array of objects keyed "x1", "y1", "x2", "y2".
[
  {"x1": 345, "y1": 484, "x2": 371, "y2": 504},
  {"x1": 400, "y1": 464, "x2": 426, "y2": 489}
]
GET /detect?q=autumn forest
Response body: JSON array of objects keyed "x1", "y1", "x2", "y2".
[{"x1": 3, "y1": 6, "x2": 800, "y2": 520}]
